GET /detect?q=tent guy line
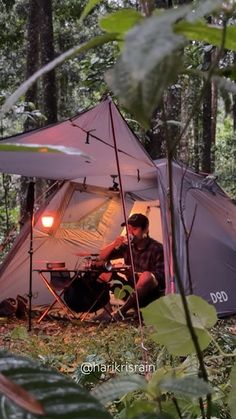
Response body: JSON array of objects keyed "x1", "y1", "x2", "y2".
[{"x1": 69, "y1": 119, "x2": 154, "y2": 165}]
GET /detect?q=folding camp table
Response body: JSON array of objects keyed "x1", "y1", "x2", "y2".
[
  {"x1": 33, "y1": 269, "x2": 79, "y2": 322},
  {"x1": 34, "y1": 265, "x2": 131, "y2": 323}
]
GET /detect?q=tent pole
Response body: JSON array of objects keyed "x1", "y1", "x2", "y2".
[
  {"x1": 28, "y1": 211, "x2": 34, "y2": 331},
  {"x1": 166, "y1": 158, "x2": 175, "y2": 294},
  {"x1": 108, "y1": 100, "x2": 137, "y2": 289},
  {"x1": 26, "y1": 181, "x2": 35, "y2": 332},
  {"x1": 108, "y1": 100, "x2": 148, "y2": 362},
  {"x1": 108, "y1": 102, "x2": 130, "y2": 233}
]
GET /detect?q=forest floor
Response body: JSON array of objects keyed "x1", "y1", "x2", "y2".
[
  {"x1": 1, "y1": 311, "x2": 236, "y2": 417},
  {"x1": 1, "y1": 312, "x2": 161, "y2": 377}
]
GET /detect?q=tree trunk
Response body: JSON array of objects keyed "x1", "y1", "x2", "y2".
[
  {"x1": 165, "y1": 85, "x2": 182, "y2": 160},
  {"x1": 24, "y1": 0, "x2": 40, "y2": 130},
  {"x1": 193, "y1": 112, "x2": 200, "y2": 173},
  {"x1": 211, "y1": 78, "x2": 218, "y2": 171},
  {"x1": 154, "y1": 0, "x2": 192, "y2": 5},
  {"x1": 39, "y1": 0, "x2": 57, "y2": 124},
  {"x1": 146, "y1": 0, "x2": 183, "y2": 159},
  {"x1": 233, "y1": 52, "x2": 236, "y2": 131},
  {"x1": 202, "y1": 81, "x2": 212, "y2": 173},
  {"x1": 201, "y1": 39, "x2": 213, "y2": 173},
  {"x1": 20, "y1": 0, "x2": 40, "y2": 226},
  {"x1": 145, "y1": 107, "x2": 166, "y2": 159}
]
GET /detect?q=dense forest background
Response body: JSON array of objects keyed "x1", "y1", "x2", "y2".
[{"x1": 0, "y1": 0, "x2": 236, "y2": 256}]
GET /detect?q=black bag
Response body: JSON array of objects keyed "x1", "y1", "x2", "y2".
[
  {"x1": 0, "y1": 298, "x2": 16, "y2": 317},
  {"x1": 63, "y1": 271, "x2": 109, "y2": 313},
  {"x1": 0, "y1": 295, "x2": 28, "y2": 318}
]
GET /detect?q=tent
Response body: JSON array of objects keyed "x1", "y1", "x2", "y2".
[
  {"x1": 157, "y1": 160, "x2": 236, "y2": 316},
  {"x1": 0, "y1": 98, "x2": 236, "y2": 316}
]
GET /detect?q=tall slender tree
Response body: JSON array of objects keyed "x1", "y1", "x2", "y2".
[
  {"x1": 146, "y1": 0, "x2": 189, "y2": 160},
  {"x1": 25, "y1": 0, "x2": 39, "y2": 111},
  {"x1": 39, "y1": 0, "x2": 57, "y2": 124},
  {"x1": 166, "y1": 85, "x2": 182, "y2": 159},
  {"x1": 201, "y1": 42, "x2": 213, "y2": 173},
  {"x1": 233, "y1": 52, "x2": 236, "y2": 132},
  {"x1": 21, "y1": 0, "x2": 41, "y2": 224},
  {"x1": 145, "y1": 109, "x2": 166, "y2": 159}
]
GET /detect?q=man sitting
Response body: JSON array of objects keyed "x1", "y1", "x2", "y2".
[{"x1": 96, "y1": 213, "x2": 165, "y2": 321}]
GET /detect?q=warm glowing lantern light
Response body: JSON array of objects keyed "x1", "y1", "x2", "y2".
[{"x1": 41, "y1": 215, "x2": 54, "y2": 228}]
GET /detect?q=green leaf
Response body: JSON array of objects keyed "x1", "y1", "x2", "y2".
[
  {"x1": 147, "y1": 356, "x2": 198, "y2": 398},
  {"x1": 229, "y1": 363, "x2": 236, "y2": 419},
  {"x1": 91, "y1": 374, "x2": 146, "y2": 405},
  {"x1": 176, "y1": 355, "x2": 199, "y2": 376},
  {"x1": 160, "y1": 376, "x2": 213, "y2": 400},
  {"x1": 106, "y1": 7, "x2": 188, "y2": 128},
  {"x1": 114, "y1": 285, "x2": 133, "y2": 300},
  {"x1": 114, "y1": 287, "x2": 126, "y2": 300},
  {"x1": 106, "y1": 49, "x2": 183, "y2": 129},
  {"x1": 160, "y1": 399, "x2": 204, "y2": 418},
  {"x1": 146, "y1": 366, "x2": 172, "y2": 398},
  {"x1": 100, "y1": 9, "x2": 143, "y2": 34},
  {"x1": 10, "y1": 326, "x2": 28, "y2": 341},
  {"x1": 142, "y1": 294, "x2": 217, "y2": 356},
  {"x1": 174, "y1": 21, "x2": 236, "y2": 52},
  {"x1": 122, "y1": 285, "x2": 133, "y2": 295},
  {"x1": 0, "y1": 33, "x2": 119, "y2": 116},
  {"x1": 123, "y1": 400, "x2": 157, "y2": 419},
  {"x1": 121, "y1": 10, "x2": 187, "y2": 81},
  {"x1": 0, "y1": 352, "x2": 112, "y2": 418},
  {"x1": 123, "y1": 399, "x2": 175, "y2": 419},
  {"x1": 79, "y1": 0, "x2": 103, "y2": 23}
]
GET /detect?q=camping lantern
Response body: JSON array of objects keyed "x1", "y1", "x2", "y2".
[{"x1": 41, "y1": 215, "x2": 54, "y2": 228}]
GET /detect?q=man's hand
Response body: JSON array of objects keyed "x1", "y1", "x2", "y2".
[
  {"x1": 100, "y1": 236, "x2": 126, "y2": 261},
  {"x1": 114, "y1": 236, "x2": 126, "y2": 249}
]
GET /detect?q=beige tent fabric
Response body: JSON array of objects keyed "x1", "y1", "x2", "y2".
[{"x1": 128, "y1": 200, "x2": 162, "y2": 243}]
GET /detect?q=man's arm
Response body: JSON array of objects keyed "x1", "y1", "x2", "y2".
[{"x1": 99, "y1": 236, "x2": 126, "y2": 260}]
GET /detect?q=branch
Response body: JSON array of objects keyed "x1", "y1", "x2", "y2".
[
  {"x1": 179, "y1": 168, "x2": 198, "y2": 294},
  {"x1": 162, "y1": 101, "x2": 210, "y2": 419}
]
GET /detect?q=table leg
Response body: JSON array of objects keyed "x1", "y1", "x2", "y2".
[{"x1": 37, "y1": 273, "x2": 76, "y2": 322}]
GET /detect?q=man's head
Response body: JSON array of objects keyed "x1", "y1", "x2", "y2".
[{"x1": 121, "y1": 214, "x2": 149, "y2": 238}]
